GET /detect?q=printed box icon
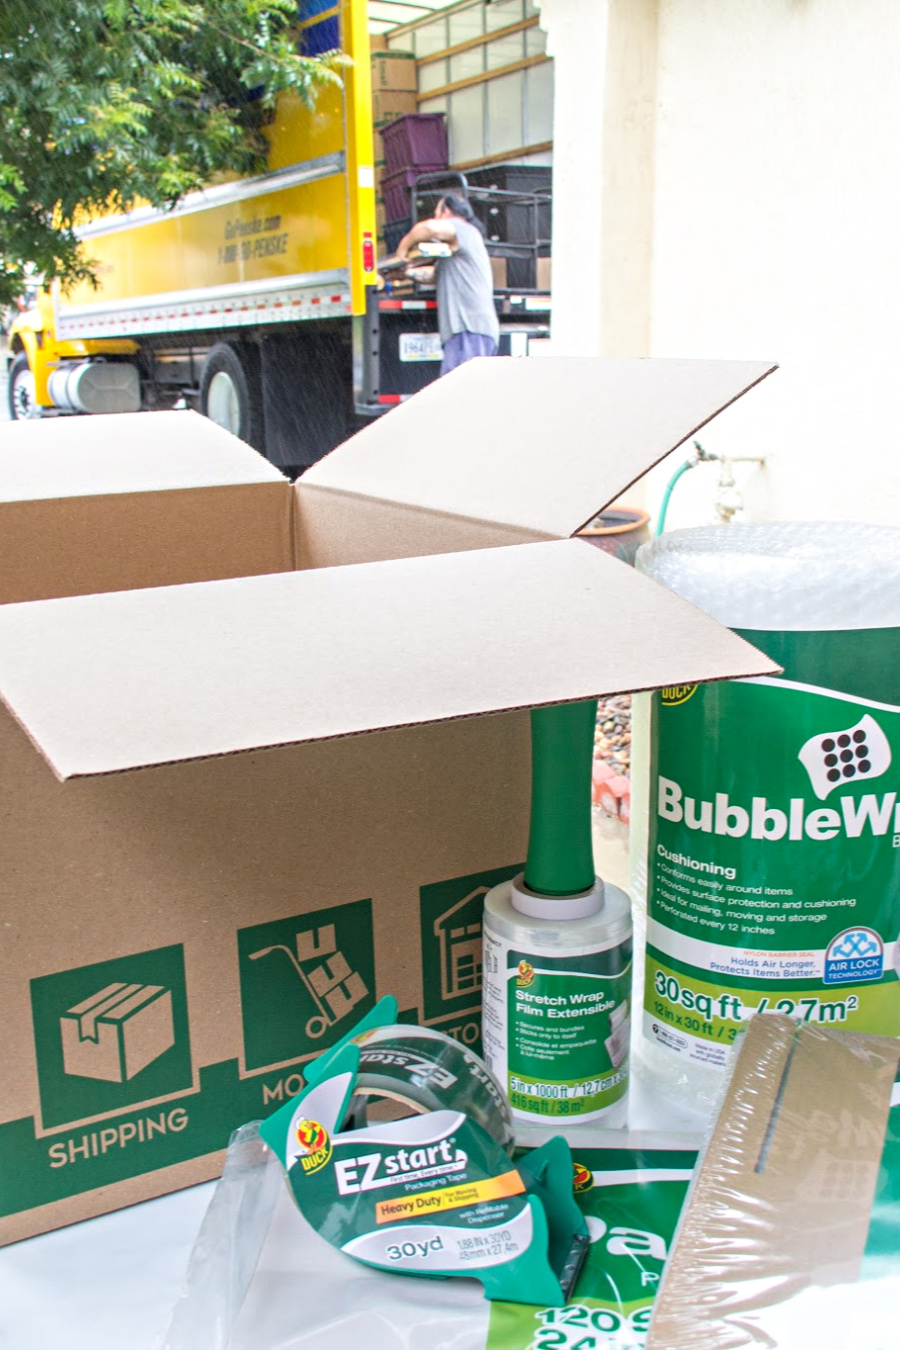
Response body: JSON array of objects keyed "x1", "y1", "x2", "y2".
[{"x1": 60, "y1": 982, "x2": 175, "y2": 1083}]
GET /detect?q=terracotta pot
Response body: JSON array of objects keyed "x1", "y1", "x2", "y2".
[{"x1": 577, "y1": 508, "x2": 651, "y2": 566}]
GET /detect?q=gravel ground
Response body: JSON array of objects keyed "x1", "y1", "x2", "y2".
[{"x1": 594, "y1": 693, "x2": 631, "y2": 777}]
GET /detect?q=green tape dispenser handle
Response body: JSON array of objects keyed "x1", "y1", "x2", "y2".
[{"x1": 524, "y1": 700, "x2": 598, "y2": 898}]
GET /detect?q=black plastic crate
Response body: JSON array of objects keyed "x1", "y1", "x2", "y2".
[{"x1": 383, "y1": 218, "x2": 412, "y2": 255}]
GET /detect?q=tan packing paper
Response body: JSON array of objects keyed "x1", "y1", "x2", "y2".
[
  {"x1": 648, "y1": 1014, "x2": 900, "y2": 1349},
  {"x1": 0, "y1": 357, "x2": 779, "y2": 1244}
]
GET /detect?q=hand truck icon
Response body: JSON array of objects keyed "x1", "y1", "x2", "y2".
[{"x1": 249, "y1": 923, "x2": 368, "y2": 1040}]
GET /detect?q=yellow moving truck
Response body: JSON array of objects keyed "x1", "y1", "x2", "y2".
[{"x1": 7, "y1": 0, "x2": 551, "y2": 472}]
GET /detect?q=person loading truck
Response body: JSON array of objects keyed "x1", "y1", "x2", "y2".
[{"x1": 395, "y1": 195, "x2": 500, "y2": 376}]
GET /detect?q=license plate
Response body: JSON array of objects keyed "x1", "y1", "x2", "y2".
[{"x1": 399, "y1": 333, "x2": 443, "y2": 363}]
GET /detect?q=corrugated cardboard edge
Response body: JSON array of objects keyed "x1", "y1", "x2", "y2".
[
  {"x1": 0, "y1": 540, "x2": 781, "y2": 782},
  {"x1": 4, "y1": 675, "x2": 783, "y2": 786},
  {"x1": 574, "y1": 360, "x2": 778, "y2": 535},
  {"x1": 296, "y1": 358, "x2": 779, "y2": 545}
]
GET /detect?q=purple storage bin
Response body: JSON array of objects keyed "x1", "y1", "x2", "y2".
[
  {"x1": 380, "y1": 114, "x2": 448, "y2": 175},
  {"x1": 382, "y1": 166, "x2": 447, "y2": 222}
]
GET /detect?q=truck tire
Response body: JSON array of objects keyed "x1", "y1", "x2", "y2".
[
  {"x1": 8, "y1": 352, "x2": 41, "y2": 420},
  {"x1": 199, "y1": 342, "x2": 264, "y2": 451}
]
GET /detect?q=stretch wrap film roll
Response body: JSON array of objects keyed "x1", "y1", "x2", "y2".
[{"x1": 631, "y1": 522, "x2": 900, "y2": 1114}]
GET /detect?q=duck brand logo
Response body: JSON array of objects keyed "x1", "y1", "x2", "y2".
[
  {"x1": 516, "y1": 960, "x2": 535, "y2": 988},
  {"x1": 572, "y1": 1161, "x2": 593, "y2": 1193},
  {"x1": 294, "y1": 1118, "x2": 332, "y2": 1173},
  {"x1": 661, "y1": 685, "x2": 697, "y2": 707}
]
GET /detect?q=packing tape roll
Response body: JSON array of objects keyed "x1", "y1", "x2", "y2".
[{"x1": 344, "y1": 1023, "x2": 515, "y2": 1154}]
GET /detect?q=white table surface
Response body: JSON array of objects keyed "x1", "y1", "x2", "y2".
[{"x1": 0, "y1": 1078, "x2": 706, "y2": 1350}]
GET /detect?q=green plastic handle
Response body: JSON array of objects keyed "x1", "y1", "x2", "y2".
[{"x1": 523, "y1": 699, "x2": 598, "y2": 897}]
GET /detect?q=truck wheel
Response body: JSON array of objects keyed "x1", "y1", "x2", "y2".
[
  {"x1": 8, "y1": 352, "x2": 41, "y2": 420},
  {"x1": 199, "y1": 343, "x2": 264, "y2": 451}
]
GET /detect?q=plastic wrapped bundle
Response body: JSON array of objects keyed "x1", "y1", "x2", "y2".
[
  {"x1": 630, "y1": 522, "x2": 900, "y2": 1115},
  {"x1": 647, "y1": 1015, "x2": 900, "y2": 1350},
  {"x1": 635, "y1": 521, "x2": 900, "y2": 629}
]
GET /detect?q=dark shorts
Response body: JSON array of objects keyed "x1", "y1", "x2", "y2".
[{"x1": 440, "y1": 331, "x2": 499, "y2": 376}]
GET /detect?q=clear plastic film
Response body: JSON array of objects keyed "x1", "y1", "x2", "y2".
[
  {"x1": 646, "y1": 1014, "x2": 900, "y2": 1349},
  {"x1": 635, "y1": 521, "x2": 900, "y2": 630},
  {"x1": 160, "y1": 1122, "x2": 283, "y2": 1350},
  {"x1": 160, "y1": 1125, "x2": 700, "y2": 1350},
  {"x1": 344, "y1": 1022, "x2": 515, "y2": 1152}
]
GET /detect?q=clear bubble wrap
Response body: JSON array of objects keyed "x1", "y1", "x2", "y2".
[
  {"x1": 636, "y1": 521, "x2": 900, "y2": 629},
  {"x1": 646, "y1": 1014, "x2": 900, "y2": 1350}
]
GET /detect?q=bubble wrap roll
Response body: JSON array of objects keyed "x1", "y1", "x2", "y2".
[{"x1": 636, "y1": 522, "x2": 900, "y2": 630}]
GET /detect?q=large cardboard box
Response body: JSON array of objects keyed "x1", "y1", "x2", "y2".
[
  {"x1": 0, "y1": 358, "x2": 779, "y2": 1245},
  {"x1": 372, "y1": 89, "x2": 418, "y2": 125},
  {"x1": 490, "y1": 256, "x2": 508, "y2": 289},
  {"x1": 371, "y1": 47, "x2": 418, "y2": 94}
]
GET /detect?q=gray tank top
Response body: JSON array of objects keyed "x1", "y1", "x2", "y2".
[{"x1": 435, "y1": 218, "x2": 500, "y2": 345}]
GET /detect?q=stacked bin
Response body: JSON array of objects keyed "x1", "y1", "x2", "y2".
[
  {"x1": 370, "y1": 43, "x2": 419, "y2": 255},
  {"x1": 379, "y1": 113, "x2": 449, "y2": 250}
]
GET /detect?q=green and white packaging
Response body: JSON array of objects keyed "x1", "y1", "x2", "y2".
[
  {"x1": 631, "y1": 524, "x2": 900, "y2": 1111},
  {"x1": 162, "y1": 1125, "x2": 698, "y2": 1350},
  {"x1": 482, "y1": 702, "x2": 634, "y2": 1126},
  {"x1": 488, "y1": 1138, "x2": 697, "y2": 1350},
  {"x1": 482, "y1": 876, "x2": 632, "y2": 1124},
  {"x1": 257, "y1": 998, "x2": 589, "y2": 1308}
]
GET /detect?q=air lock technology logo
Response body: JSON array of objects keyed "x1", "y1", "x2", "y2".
[{"x1": 824, "y1": 927, "x2": 885, "y2": 985}]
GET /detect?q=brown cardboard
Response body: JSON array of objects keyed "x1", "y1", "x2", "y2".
[
  {"x1": 490, "y1": 256, "x2": 508, "y2": 289},
  {"x1": 0, "y1": 542, "x2": 776, "y2": 781},
  {"x1": 371, "y1": 50, "x2": 418, "y2": 93},
  {"x1": 537, "y1": 255, "x2": 552, "y2": 291},
  {"x1": 0, "y1": 411, "x2": 293, "y2": 601},
  {"x1": 0, "y1": 357, "x2": 780, "y2": 1245},
  {"x1": 372, "y1": 89, "x2": 418, "y2": 124},
  {"x1": 648, "y1": 1015, "x2": 900, "y2": 1348},
  {"x1": 296, "y1": 356, "x2": 777, "y2": 558}
]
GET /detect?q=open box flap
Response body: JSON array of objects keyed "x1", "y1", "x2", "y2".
[
  {"x1": 297, "y1": 357, "x2": 777, "y2": 541},
  {"x1": 0, "y1": 540, "x2": 779, "y2": 780},
  {"x1": 0, "y1": 410, "x2": 286, "y2": 502}
]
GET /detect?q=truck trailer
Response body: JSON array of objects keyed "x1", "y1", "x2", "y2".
[{"x1": 7, "y1": 0, "x2": 551, "y2": 475}]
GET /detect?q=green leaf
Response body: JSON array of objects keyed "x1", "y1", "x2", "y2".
[{"x1": 0, "y1": 0, "x2": 342, "y2": 306}]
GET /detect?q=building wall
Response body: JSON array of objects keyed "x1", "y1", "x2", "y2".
[{"x1": 540, "y1": 0, "x2": 900, "y2": 530}]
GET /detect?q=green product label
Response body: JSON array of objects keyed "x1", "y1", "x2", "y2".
[
  {"x1": 287, "y1": 1100, "x2": 529, "y2": 1255},
  {"x1": 487, "y1": 1146, "x2": 697, "y2": 1350},
  {"x1": 259, "y1": 1014, "x2": 590, "y2": 1309},
  {"x1": 497, "y1": 943, "x2": 632, "y2": 1120},
  {"x1": 646, "y1": 631, "x2": 900, "y2": 1069}
]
